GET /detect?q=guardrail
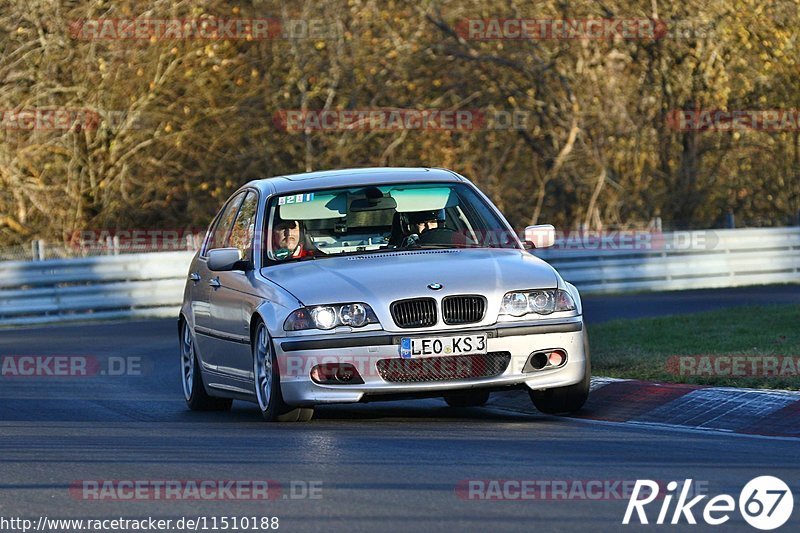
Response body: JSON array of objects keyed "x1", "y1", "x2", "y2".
[
  {"x1": 0, "y1": 227, "x2": 798, "y2": 326},
  {"x1": 0, "y1": 251, "x2": 194, "y2": 327},
  {"x1": 536, "y1": 227, "x2": 800, "y2": 294},
  {"x1": 536, "y1": 223, "x2": 800, "y2": 294}
]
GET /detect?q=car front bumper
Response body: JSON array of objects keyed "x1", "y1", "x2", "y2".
[{"x1": 273, "y1": 318, "x2": 588, "y2": 406}]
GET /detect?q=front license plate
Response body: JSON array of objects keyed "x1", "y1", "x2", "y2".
[{"x1": 400, "y1": 334, "x2": 487, "y2": 359}]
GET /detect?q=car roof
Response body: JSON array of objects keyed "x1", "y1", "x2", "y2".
[{"x1": 242, "y1": 167, "x2": 466, "y2": 195}]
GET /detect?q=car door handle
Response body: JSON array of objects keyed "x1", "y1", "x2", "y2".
[
  {"x1": 189, "y1": 272, "x2": 201, "y2": 282},
  {"x1": 208, "y1": 277, "x2": 221, "y2": 288}
]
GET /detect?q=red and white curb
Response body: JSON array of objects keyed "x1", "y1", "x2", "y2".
[{"x1": 489, "y1": 378, "x2": 800, "y2": 438}]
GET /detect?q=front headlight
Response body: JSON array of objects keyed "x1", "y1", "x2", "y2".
[
  {"x1": 284, "y1": 303, "x2": 379, "y2": 331},
  {"x1": 499, "y1": 289, "x2": 576, "y2": 317}
]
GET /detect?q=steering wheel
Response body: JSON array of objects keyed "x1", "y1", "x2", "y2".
[
  {"x1": 417, "y1": 227, "x2": 457, "y2": 246},
  {"x1": 400, "y1": 234, "x2": 419, "y2": 248}
]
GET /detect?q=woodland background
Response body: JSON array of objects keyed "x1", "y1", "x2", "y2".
[{"x1": 0, "y1": 0, "x2": 798, "y2": 246}]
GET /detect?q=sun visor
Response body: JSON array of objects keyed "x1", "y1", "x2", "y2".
[{"x1": 390, "y1": 187, "x2": 457, "y2": 212}]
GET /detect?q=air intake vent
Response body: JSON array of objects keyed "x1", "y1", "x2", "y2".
[
  {"x1": 390, "y1": 298, "x2": 437, "y2": 328},
  {"x1": 376, "y1": 352, "x2": 511, "y2": 382},
  {"x1": 442, "y1": 295, "x2": 486, "y2": 325}
]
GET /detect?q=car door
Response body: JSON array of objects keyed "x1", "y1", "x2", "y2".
[
  {"x1": 205, "y1": 190, "x2": 263, "y2": 384},
  {"x1": 193, "y1": 191, "x2": 246, "y2": 370}
]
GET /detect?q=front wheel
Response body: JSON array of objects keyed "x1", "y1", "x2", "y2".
[
  {"x1": 180, "y1": 320, "x2": 232, "y2": 411},
  {"x1": 530, "y1": 339, "x2": 590, "y2": 415},
  {"x1": 253, "y1": 321, "x2": 314, "y2": 422},
  {"x1": 529, "y1": 371, "x2": 589, "y2": 414}
]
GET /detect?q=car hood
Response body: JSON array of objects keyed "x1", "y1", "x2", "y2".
[{"x1": 262, "y1": 248, "x2": 558, "y2": 307}]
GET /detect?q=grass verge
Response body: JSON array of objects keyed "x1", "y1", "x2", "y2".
[{"x1": 588, "y1": 304, "x2": 800, "y2": 390}]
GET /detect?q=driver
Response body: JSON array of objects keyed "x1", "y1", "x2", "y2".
[
  {"x1": 406, "y1": 209, "x2": 445, "y2": 235},
  {"x1": 271, "y1": 215, "x2": 313, "y2": 260},
  {"x1": 398, "y1": 209, "x2": 447, "y2": 247}
]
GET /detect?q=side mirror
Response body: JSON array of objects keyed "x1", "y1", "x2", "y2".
[
  {"x1": 207, "y1": 248, "x2": 247, "y2": 271},
  {"x1": 524, "y1": 224, "x2": 556, "y2": 249}
]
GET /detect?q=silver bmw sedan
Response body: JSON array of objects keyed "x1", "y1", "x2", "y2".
[{"x1": 179, "y1": 167, "x2": 589, "y2": 422}]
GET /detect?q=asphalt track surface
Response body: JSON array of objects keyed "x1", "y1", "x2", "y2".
[{"x1": 1, "y1": 286, "x2": 799, "y2": 532}]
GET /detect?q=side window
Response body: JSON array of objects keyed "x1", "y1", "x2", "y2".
[
  {"x1": 205, "y1": 193, "x2": 245, "y2": 254},
  {"x1": 227, "y1": 191, "x2": 258, "y2": 262}
]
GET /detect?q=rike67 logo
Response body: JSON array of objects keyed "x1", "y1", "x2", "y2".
[{"x1": 624, "y1": 476, "x2": 793, "y2": 530}]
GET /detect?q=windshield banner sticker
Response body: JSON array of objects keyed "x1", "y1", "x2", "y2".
[{"x1": 278, "y1": 193, "x2": 315, "y2": 205}]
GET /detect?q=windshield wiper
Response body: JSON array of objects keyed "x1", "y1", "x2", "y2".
[
  {"x1": 415, "y1": 242, "x2": 519, "y2": 250},
  {"x1": 413, "y1": 243, "x2": 469, "y2": 249},
  {"x1": 328, "y1": 248, "x2": 397, "y2": 257}
]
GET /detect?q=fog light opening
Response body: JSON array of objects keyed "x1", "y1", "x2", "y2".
[
  {"x1": 335, "y1": 365, "x2": 356, "y2": 383},
  {"x1": 529, "y1": 352, "x2": 548, "y2": 370},
  {"x1": 310, "y1": 363, "x2": 364, "y2": 385},
  {"x1": 525, "y1": 349, "x2": 568, "y2": 372}
]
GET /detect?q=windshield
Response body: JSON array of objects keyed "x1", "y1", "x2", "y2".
[{"x1": 263, "y1": 182, "x2": 519, "y2": 263}]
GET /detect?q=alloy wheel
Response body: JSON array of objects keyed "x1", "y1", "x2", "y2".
[
  {"x1": 181, "y1": 323, "x2": 194, "y2": 401},
  {"x1": 254, "y1": 324, "x2": 273, "y2": 411}
]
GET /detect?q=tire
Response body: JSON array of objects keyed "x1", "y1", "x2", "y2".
[
  {"x1": 253, "y1": 321, "x2": 314, "y2": 422},
  {"x1": 297, "y1": 407, "x2": 315, "y2": 422},
  {"x1": 530, "y1": 335, "x2": 591, "y2": 415},
  {"x1": 444, "y1": 389, "x2": 490, "y2": 408},
  {"x1": 180, "y1": 319, "x2": 233, "y2": 411}
]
